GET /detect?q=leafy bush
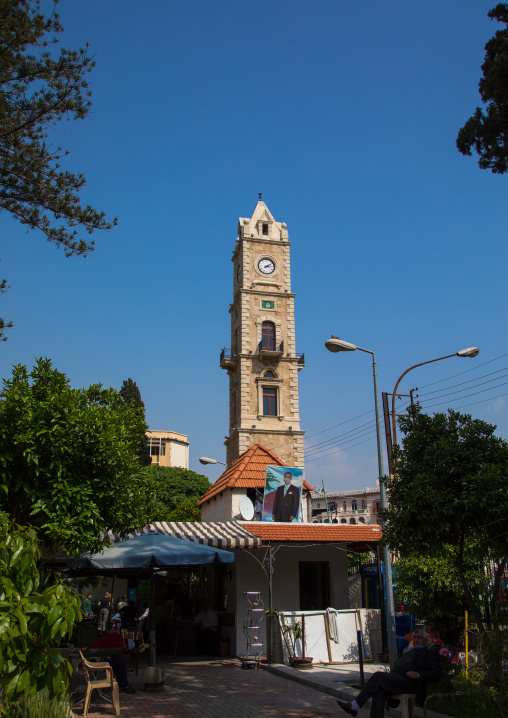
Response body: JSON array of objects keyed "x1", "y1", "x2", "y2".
[
  {"x1": 0, "y1": 688, "x2": 72, "y2": 718},
  {"x1": 0, "y1": 513, "x2": 81, "y2": 701},
  {"x1": 427, "y1": 676, "x2": 508, "y2": 718}
]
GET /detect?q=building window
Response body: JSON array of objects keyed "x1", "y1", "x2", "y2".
[
  {"x1": 352, "y1": 499, "x2": 357, "y2": 511},
  {"x1": 148, "y1": 439, "x2": 165, "y2": 457},
  {"x1": 263, "y1": 387, "x2": 277, "y2": 416},
  {"x1": 262, "y1": 223, "x2": 268, "y2": 235},
  {"x1": 264, "y1": 370, "x2": 275, "y2": 377},
  {"x1": 375, "y1": 501, "x2": 381, "y2": 513},
  {"x1": 262, "y1": 321, "x2": 275, "y2": 351},
  {"x1": 343, "y1": 501, "x2": 346, "y2": 511},
  {"x1": 361, "y1": 499, "x2": 366, "y2": 510}
]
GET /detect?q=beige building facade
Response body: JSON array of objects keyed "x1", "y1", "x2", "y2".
[
  {"x1": 145, "y1": 430, "x2": 189, "y2": 469},
  {"x1": 221, "y1": 199, "x2": 305, "y2": 468},
  {"x1": 311, "y1": 486, "x2": 382, "y2": 526}
]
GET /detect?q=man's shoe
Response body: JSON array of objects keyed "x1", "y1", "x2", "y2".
[{"x1": 336, "y1": 701, "x2": 358, "y2": 717}]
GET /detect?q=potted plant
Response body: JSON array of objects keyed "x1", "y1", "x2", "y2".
[{"x1": 278, "y1": 616, "x2": 313, "y2": 669}]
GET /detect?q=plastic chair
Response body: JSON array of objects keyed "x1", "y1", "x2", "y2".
[
  {"x1": 390, "y1": 694, "x2": 427, "y2": 718},
  {"x1": 79, "y1": 650, "x2": 120, "y2": 717},
  {"x1": 121, "y1": 629, "x2": 145, "y2": 675}
]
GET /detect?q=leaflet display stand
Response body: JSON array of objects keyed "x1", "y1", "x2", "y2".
[{"x1": 242, "y1": 591, "x2": 264, "y2": 669}]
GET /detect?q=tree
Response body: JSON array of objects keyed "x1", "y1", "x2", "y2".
[
  {"x1": 0, "y1": 358, "x2": 152, "y2": 554},
  {"x1": 457, "y1": 4, "x2": 508, "y2": 173},
  {"x1": 0, "y1": 0, "x2": 117, "y2": 337},
  {"x1": 166, "y1": 496, "x2": 202, "y2": 522},
  {"x1": 119, "y1": 378, "x2": 151, "y2": 467},
  {"x1": 144, "y1": 466, "x2": 211, "y2": 521},
  {"x1": 0, "y1": 512, "x2": 81, "y2": 701},
  {"x1": 393, "y1": 550, "x2": 485, "y2": 641},
  {"x1": 382, "y1": 406, "x2": 508, "y2": 674}
]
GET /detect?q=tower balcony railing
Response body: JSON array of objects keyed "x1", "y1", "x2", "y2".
[
  {"x1": 220, "y1": 347, "x2": 238, "y2": 368},
  {"x1": 258, "y1": 340, "x2": 284, "y2": 360}
]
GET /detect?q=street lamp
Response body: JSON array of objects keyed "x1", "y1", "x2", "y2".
[
  {"x1": 199, "y1": 457, "x2": 227, "y2": 466},
  {"x1": 391, "y1": 347, "x2": 480, "y2": 447},
  {"x1": 325, "y1": 335, "x2": 398, "y2": 667}
]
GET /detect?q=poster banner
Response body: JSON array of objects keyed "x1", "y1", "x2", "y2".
[{"x1": 262, "y1": 466, "x2": 304, "y2": 522}]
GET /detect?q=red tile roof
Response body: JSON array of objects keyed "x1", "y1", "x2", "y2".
[
  {"x1": 239, "y1": 522, "x2": 382, "y2": 545},
  {"x1": 197, "y1": 444, "x2": 312, "y2": 506}
]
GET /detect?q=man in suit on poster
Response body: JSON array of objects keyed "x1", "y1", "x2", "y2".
[{"x1": 272, "y1": 472, "x2": 300, "y2": 522}]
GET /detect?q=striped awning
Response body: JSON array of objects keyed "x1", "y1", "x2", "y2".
[{"x1": 106, "y1": 521, "x2": 262, "y2": 549}]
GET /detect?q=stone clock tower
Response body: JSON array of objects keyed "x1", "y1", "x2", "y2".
[{"x1": 220, "y1": 197, "x2": 305, "y2": 468}]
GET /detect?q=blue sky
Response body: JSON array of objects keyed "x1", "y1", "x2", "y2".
[{"x1": 2, "y1": 1, "x2": 507, "y2": 492}]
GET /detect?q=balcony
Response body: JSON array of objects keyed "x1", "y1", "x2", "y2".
[
  {"x1": 258, "y1": 340, "x2": 284, "y2": 361},
  {"x1": 220, "y1": 347, "x2": 238, "y2": 369}
]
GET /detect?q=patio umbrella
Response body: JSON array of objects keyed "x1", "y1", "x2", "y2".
[
  {"x1": 68, "y1": 533, "x2": 235, "y2": 666},
  {"x1": 71, "y1": 533, "x2": 235, "y2": 571}
]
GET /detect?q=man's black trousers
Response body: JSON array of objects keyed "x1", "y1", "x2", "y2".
[{"x1": 355, "y1": 672, "x2": 416, "y2": 718}]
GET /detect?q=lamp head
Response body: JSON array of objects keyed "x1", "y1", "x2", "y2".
[
  {"x1": 325, "y1": 335, "x2": 357, "y2": 353},
  {"x1": 199, "y1": 457, "x2": 217, "y2": 465},
  {"x1": 456, "y1": 347, "x2": 480, "y2": 358}
]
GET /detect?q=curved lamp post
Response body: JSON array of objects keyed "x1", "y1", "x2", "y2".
[
  {"x1": 199, "y1": 457, "x2": 227, "y2": 466},
  {"x1": 391, "y1": 347, "x2": 480, "y2": 448},
  {"x1": 325, "y1": 335, "x2": 398, "y2": 667}
]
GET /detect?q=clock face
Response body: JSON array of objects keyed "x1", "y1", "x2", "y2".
[{"x1": 258, "y1": 258, "x2": 275, "y2": 275}]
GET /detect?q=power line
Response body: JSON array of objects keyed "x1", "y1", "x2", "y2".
[
  {"x1": 417, "y1": 352, "x2": 508, "y2": 390},
  {"x1": 305, "y1": 408, "x2": 373, "y2": 440},
  {"x1": 417, "y1": 367, "x2": 508, "y2": 398},
  {"x1": 306, "y1": 433, "x2": 377, "y2": 463},
  {"x1": 418, "y1": 382, "x2": 508, "y2": 410},
  {"x1": 416, "y1": 374, "x2": 508, "y2": 403},
  {"x1": 305, "y1": 425, "x2": 377, "y2": 458},
  {"x1": 305, "y1": 418, "x2": 376, "y2": 453}
]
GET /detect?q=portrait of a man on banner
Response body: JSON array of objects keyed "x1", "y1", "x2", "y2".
[{"x1": 262, "y1": 466, "x2": 304, "y2": 522}]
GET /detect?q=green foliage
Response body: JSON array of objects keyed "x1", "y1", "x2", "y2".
[
  {"x1": 120, "y1": 379, "x2": 145, "y2": 411},
  {"x1": 167, "y1": 496, "x2": 201, "y2": 522},
  {"x1": 118, "y1": 378, "x2": 151, "y2": 467},
  {"x1": 0, "y1": 513, "x2": 81, "y2": 702},
  {"x1": 0, "y1": 687, "x2": 73, "y2": 718},
  {"x1": 383, "y1": 406, "x2": 508, "y2": 673},
  {"x1": 0, "y1": 0, "x2": 117, "y2": 338},
  {"x1": 457, "y1": 4, "x2": 508, "y2": 173},
  {"x1": 427, "y1": 674, "x2": 508, "y2": 718},
  {"x1": 0, "y1": 358, "x2": 152, "y2": 554},
  {"x1": 393, "y1": 551, "x2": 484, "y2": 641},
  {"x1": 144, "y1": 466, "x2": 211, "y2": 521}
]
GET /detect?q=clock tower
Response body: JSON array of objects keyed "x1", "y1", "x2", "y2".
[{"x1": 220, "y1": 197, "x2": 305, "y2": 468}]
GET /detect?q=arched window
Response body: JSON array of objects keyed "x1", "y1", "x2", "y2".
[
  {"x1": 359, "y1": 517, "x2": 365, "y2": 524},
  {"x1": 340, "y1": 518, "x2": 347, "y2": 524},
  {"x1": 352, "y1": 499, "x2": 357, "y2": 511},
  {"x1": 262, "y1": 321, "x2": 275, "y2": 351},
  {"x1": 361, "y1": 499, "x2": 366, "y2": 510},
  {"x1": 343, "y1": 501, "x2": 347, "y2": 511},
  {"x1": 263, "y1": 387, "x2": 277, "y2": 416},
  {"x1": 264, "y1": 370, "x2": 275, "y2": 377},
  {"x1": 349, "y1": 518, "x2": 356, "y2": 524}
]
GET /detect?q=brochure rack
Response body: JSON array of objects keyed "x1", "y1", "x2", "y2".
[{"x1": 242, "y1": 591, "x2": 264, "y2": 669}]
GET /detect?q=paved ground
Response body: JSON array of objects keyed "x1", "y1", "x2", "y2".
[{"x1": 72, "y1": 659, "x2": 373, "y2": 718}]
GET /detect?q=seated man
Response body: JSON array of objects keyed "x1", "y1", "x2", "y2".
[
  {"x1": 120, "y1": 600, "x2": 138, "y2": 628},
  {"x1": 87, "y1": 631, "x2": 137, "y2": 694},
  {"x1": 193, "y1": 600, "x2": 218, "y2": 655},
  {"x1": 337, "y1": 629, "x2": 441, "y2": 718}
]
